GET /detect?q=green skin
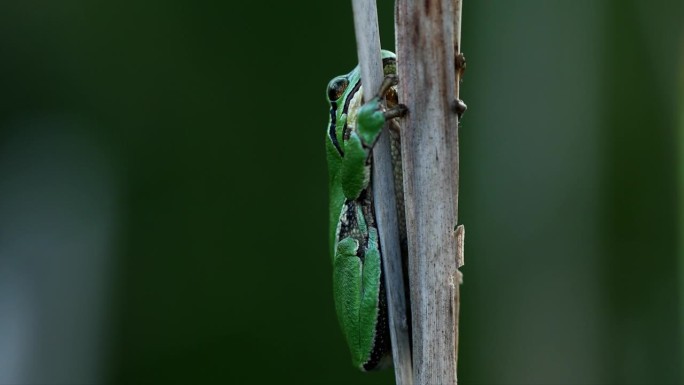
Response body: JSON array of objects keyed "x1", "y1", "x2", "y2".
[{"x1": 325, "y1": 50, "x2": 400, "y2": 371}]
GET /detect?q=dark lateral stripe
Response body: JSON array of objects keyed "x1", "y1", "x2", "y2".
[
  {"x1": 342, "y1": 79, "x2": 362, "y2": 116},
  {"x1": 328, "y1": 105, "x2": 342, "y2": 155}
]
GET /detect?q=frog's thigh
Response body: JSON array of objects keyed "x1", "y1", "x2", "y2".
[
  {"x1": 333, "y1": 237, "x2": 363, "y2": 359},
  {"x1": 358, "y1": 230, "x2": 381, "y2": 355}
]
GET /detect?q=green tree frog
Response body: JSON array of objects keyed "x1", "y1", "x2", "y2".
[{"x1": 325, "y1": 50, "x2": 408, "y2": 371}]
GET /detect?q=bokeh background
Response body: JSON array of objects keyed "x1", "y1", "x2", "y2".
[{"x1": 0, "y1": 1, "x2": 683, "y2": 384}]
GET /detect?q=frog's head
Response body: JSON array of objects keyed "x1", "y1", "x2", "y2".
[
  {"x1": 325, "y1": 51, "x2": 397, "y2": 157},
  {"x1": 326, "y1": 65, "x2": 362, "y2": 157}
]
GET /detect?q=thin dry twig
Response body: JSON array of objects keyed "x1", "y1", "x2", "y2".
[{"x1": 351, "y1": 1, "x2": 413, "y2": 384}]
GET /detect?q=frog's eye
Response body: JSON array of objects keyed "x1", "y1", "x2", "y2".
[{"x1": 327, "y1": 77, "x2": 349, "y2": 102}]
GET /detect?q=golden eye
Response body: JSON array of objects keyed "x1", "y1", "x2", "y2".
[{"x1": 327, "y1": 76, "x2": 349, "y2": 102}]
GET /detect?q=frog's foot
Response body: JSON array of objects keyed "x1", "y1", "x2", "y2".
[
  {"x1": 376, "y1": 74, "x2": 399, "y2": 99},
  {"x1": 384, "y1": 104, "x2": 408, "y2": 120}
]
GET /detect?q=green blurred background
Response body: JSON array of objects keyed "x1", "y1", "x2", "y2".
[{"x1": 0, "y1": 1, "x2": 682, "y2": 384}]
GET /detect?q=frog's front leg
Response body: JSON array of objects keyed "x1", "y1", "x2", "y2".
[
  {"x1": 341, "y1": 75, "x2": 408, "y2": 200},
  {"x1": 333, "y1": 228, "x2": 382, "y2": 370},
  {"x1": 356, "y1": 75, "x2": 408, "y2": 147}
]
